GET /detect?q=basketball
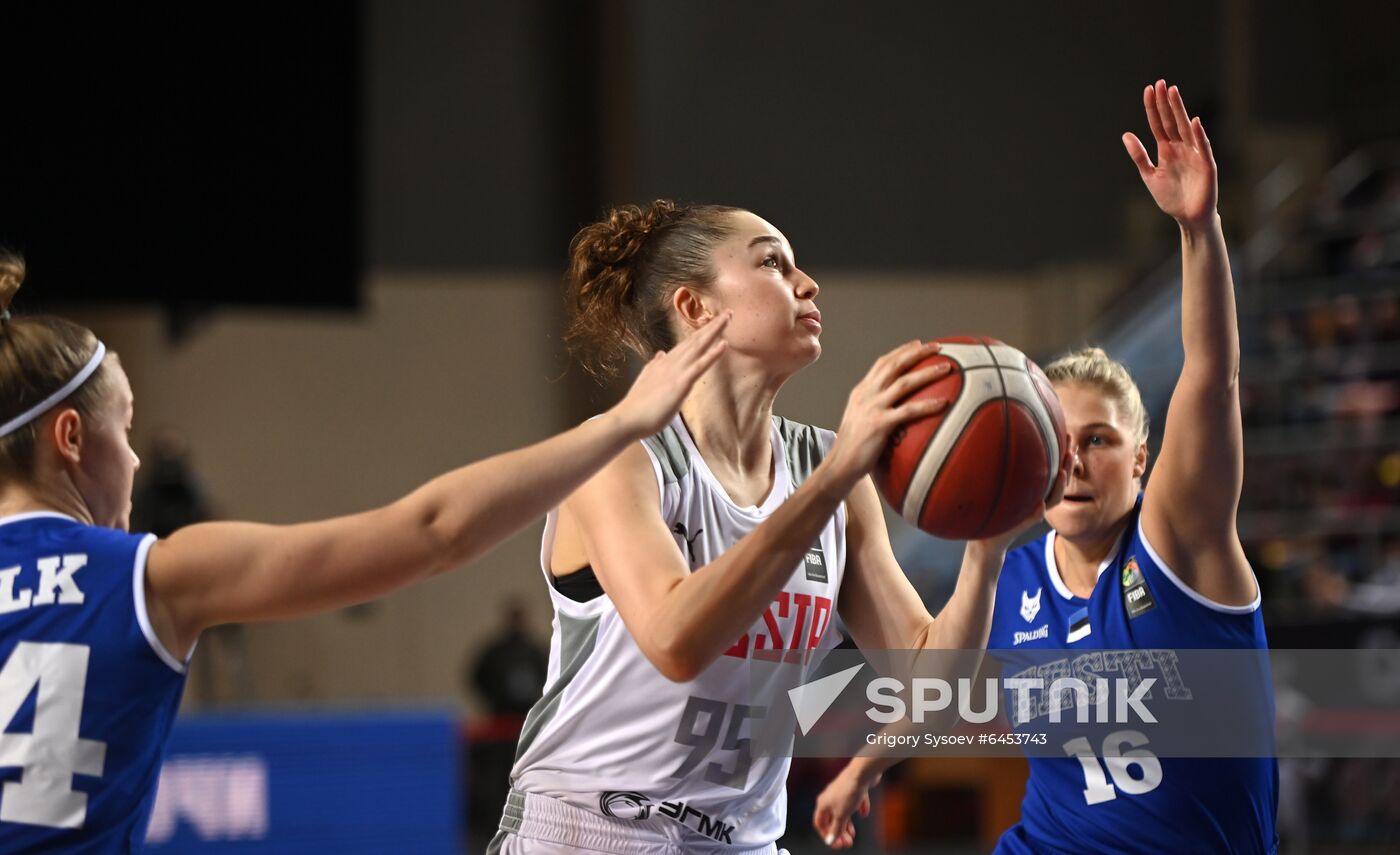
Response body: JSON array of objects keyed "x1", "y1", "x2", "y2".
[{"x1": 874, "y1": 336, "x2": 1067, "y2": 540}]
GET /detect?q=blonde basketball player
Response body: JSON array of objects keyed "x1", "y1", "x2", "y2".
[
  {"x1": 815, "y1": 81, "x2": 1276, "y2": 854},
  {"x1": 488, "y1": 201, "x2": 1069, "y2": 854}
]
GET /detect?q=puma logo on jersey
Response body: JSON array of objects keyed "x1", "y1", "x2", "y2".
[
  {"x1": 0, "y1": 554, "x2": 88, "y2": 614},
  {"x1": 671, "y1": 523, "x2": 704, "y2": 565},
  {"x1": 723, "y1": 591, "x2": 833, "y2": 663},
  {"x1": 1020, "y1": 587, "x2": 1041, "y2": 622}
]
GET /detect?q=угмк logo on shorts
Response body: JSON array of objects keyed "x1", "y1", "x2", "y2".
[
  {"x1": 598, "y1": 791, "x2": 737, "y2": 843},
  {"x1": 599, "y1": 791, "x2": 653, "y2": 820}
]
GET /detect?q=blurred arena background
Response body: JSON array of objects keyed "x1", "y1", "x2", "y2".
[{"x1": 2, "y1": 1, "x2": 1398, "y2": 852}]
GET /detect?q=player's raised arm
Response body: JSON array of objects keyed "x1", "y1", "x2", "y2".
[
  {"x1": 142, "y1": 312, "x2": 730, "y2": 659},
  {"x1": 1122, "y1": 79, "x2": 1255, "y2": 607}
]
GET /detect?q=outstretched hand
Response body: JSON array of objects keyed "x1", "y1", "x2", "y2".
[
  {"x1": 610, "y1": 312, "x2": 730, "y2": 439},
  {"x1": 812, "y1": 766, "x2": 878, "y2": 849},
  {"x1": 1122, "y1": 80, "x2": 1218, "y2": 231}
]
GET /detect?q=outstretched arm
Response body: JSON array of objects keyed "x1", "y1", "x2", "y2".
[
  {"x1": 143, "y1": 313, "x2": 732, "y2": 659},
  {"x1": 1124, "y1": 80, "x2": 1255, "y2": 606}
]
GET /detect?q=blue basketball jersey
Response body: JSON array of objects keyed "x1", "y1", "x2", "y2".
[
  {"x1": 987, "y1": 499, "x2": 1277, "y2": 854},
  {"x1": 0, "y1": 512, "x2": 188, "y2": 853}
]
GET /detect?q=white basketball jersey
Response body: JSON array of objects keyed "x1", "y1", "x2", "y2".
[{"x1": 509, "y1": 414, "x2": 847, "y2": 849}]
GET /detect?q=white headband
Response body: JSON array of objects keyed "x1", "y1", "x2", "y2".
[{"x1": 0, "y1": 342, "x2": 108, "y2": 438}]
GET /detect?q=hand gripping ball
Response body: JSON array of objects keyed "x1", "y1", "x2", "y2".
[{"x1": 874, "y1": 336, "x2": 1067, "y2": 540}]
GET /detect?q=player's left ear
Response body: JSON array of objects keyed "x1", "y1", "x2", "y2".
[
  {"x1": 1132, "y1": 440, "x2": 1148, "y2": 480},
  {"x1": 672, "y1": 285, "x2": 716, "y2": 330}
]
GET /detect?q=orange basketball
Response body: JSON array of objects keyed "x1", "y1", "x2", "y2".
[{"x1": 874, "y1": 336, "x2": 1066, "y2": 540}]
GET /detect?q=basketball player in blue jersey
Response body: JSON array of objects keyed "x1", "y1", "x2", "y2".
[
  {"x1": 0, "y1": 253, "x2": 730, "y2": 854},
  {"x1": 487, "y1": 201, "x2": 1069, "y2": 854},
  {"x1": 815, "y1": 80, "x2": 1277, "y2": 852}
]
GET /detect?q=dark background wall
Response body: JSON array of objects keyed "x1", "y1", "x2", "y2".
[
  {"x1": 5, "y1": 1, "x2": 1397, "y2": 309},
  {"x1": 369, "y1": 0, "x2": 1400, "y2": 271}
]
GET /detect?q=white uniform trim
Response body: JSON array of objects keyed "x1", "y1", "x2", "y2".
[
  {"x1": 0, "y1": 511, "x2": 79, "y2": 528},
  {"x1": 646, "y1": 447, "x2": 667, "y2": 505},
  {"x1": 131, "y1": 534, "x2": 192, "y2": 673},
  {"x1": 0, "y1": 511, "x2": 194, "y2": 671},
  {"x1": 1043, "y1": 530, "x2": 1122, "y2": 602},
  {"x1": 1136, "y1": 516, "x2": 1262, "y2": 614},
  {"x1": 673, "y1": 418, "x2": 792, "y2": 516}
]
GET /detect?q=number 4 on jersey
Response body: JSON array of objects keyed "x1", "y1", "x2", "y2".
[{"x1": 0, "y1": 642, "x2": 106, "y2": 828}]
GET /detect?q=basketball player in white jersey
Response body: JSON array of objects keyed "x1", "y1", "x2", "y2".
[
  {"x1": 488, "y1": 201, "x2": 1070, "y2": 853},
  {"x1": 0, "y1": 249, "x2": 727, "y2": 852}
]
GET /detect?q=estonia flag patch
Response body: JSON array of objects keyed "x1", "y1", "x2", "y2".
[{"x1": 1066, "y1": 607, "x2": 1091, "y2": 643}]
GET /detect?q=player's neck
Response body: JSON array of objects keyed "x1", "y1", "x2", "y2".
[
  {"x1": 679, "y1": 370, "x2": 780, "y2": 478},
  {"x1": 1054, "y1": 521, "x2": 1130, "y2": 597},
  {"x1": 0, "y1": 476, "x2": 93, "y2": 525}
]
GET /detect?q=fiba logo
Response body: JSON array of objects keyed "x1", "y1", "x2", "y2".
[{"x1": 599, "y1": 791, "x2": 653, "y2": 821}]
